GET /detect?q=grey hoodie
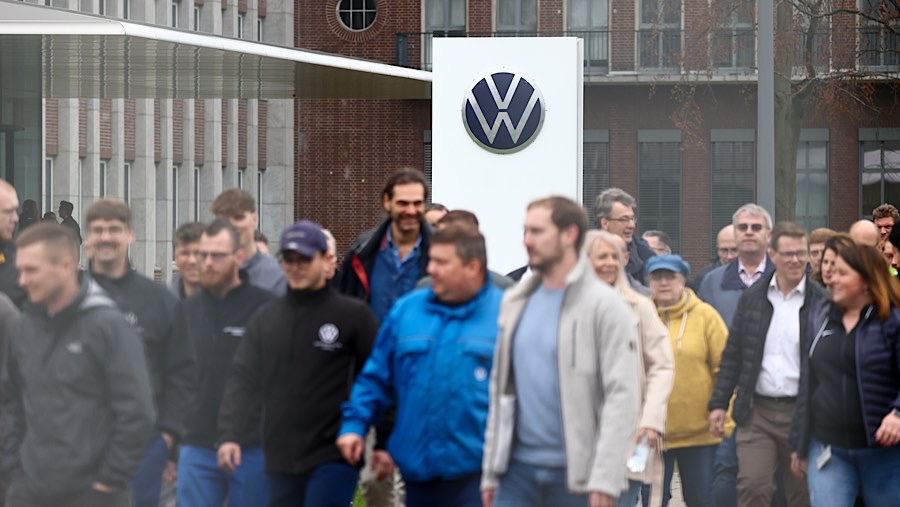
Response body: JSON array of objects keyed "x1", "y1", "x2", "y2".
[{"x1": 0, "y1": 273, "x2": 156, "y2": 499}]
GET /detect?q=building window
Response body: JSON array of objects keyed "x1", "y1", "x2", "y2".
[
  {"x1": 257, "y1": 18, "x2": 263, "y2": 41},
  {"x1": 568, "y1": 0, "x2": 609, "y2": 73},
  {"x1": 423, "y1": 131, "x2": 432, "y2": 202},
  {"x1": 337, "y1": 0, "x2": 377, "y2": 31},
  {"x1": 638, "y1": 0, "x2": 682, "y2": 69},
  {"x1": 796, "y1": 129, "x2": 829, "y2": 230},
  {"x1": 424, "y1": 0, "x2": 466, "y2": 70},
  {"x1": 237, "y1": 169, "x2": 244, "y2": 189},
  {"x1": 123, "y1": 0, "x2": 130, "y2": 19},
  {"x1": 99, "y1": 0, "x2": 105, "y2": 15},
  {"x1": 171, "y1": 0, "x2": 178, "y2": 28},
  {"x1": 123, "y1": 162, "x2": 131, "y2": 204},
  {"x1": 860, "y1": 129, "x2": 900, "y2": 218},
  {"x1": 859, "y1": 0, "x2": 900, "y2": 69},
  {"x1": 256, "y1": 171, "x2": 263, "y2": 228},
  {"x1": 237, "y1": 14, "x2": 244, "y2": 38},
  {"x1": 193, "y1": 167, "x2": 200, "y2": 220},
  {"x1": 43, "y1": 158, "x2": 53, "y2": 214},
  {"x1": 638, "y1": 130, "x2": 682, "y2": 252},
  {"x1": 99, "y1": 160, "x2": 108, "y2": 197},
  {"x1": 711, "y1": 0, "x2": 755, "y2": 70},
  {"x1": 497, "y1": 0, "x2": 537, "y2": 33},
  {"x1": 583, "y1": 129, "x2": 610, "y2": 211},
  {"x1": 193, "y1": 6, "x2": 200, "y2": 31},
  {"x1": 710, "y1": 129, "x2": 755, "y2": 256},
  {"x1": 172, "y1": 165, "x2": 179, "y2": 231}
]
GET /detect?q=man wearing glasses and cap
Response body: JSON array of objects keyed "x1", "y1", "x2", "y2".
[{"x1": 217, "y1": 221, "x2": 379, "y2": 507}]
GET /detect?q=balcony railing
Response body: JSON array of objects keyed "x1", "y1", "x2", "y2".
[
  {"x1": 712, "y1": 28, "x2": 756, "y2": 70},
  {"x1": 637, "y1": 28, "x2": 682, "y2": 70},
  {"x1": 859, "y1": 25, "x2": 900, "y2": 69}
]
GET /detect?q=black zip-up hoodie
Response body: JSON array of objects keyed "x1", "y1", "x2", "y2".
[
  {"x1": 177, "y1": 280, "x2": 274, "y2": 449},
  {"x1": 0, "y1": 273, "x2": 156, "y2": 498},
  {"x1": 91, "y1": 266, "x2": 195, "y2": 441},
  {"x1": 218, "y1": 286, "x2": 378, "y2": 474}
]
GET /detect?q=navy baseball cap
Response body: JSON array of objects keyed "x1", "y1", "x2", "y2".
[
  {"x1": 645, "y1": 254, "x2": 690, "y2": 277},
  {"x1": 279, "y1": 221, "x2": 327, "y2": 257}
]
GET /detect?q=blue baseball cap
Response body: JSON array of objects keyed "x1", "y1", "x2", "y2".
[
  {"x1": 279, "y1": 220, "x2": 327, "y2": 257},
  {"x1": 645, "y1": 254, "x2": 690, "y2": 277}
]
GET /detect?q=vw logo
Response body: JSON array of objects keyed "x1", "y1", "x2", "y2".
[{"x1": 462, "y1": 71, "x2": 545, "y2": 154}]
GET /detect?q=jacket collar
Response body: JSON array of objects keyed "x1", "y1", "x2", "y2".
[
  {"x1": 425, "y1": 279, "x2": 494, "y2": 319},
  {"x1": 507, "y1": 254, "x2": 592, "y2": 304},
  {"x1": 720, "y1": 256, "x2": 775, "y2": 291}
]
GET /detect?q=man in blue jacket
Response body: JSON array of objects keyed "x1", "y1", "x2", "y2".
[{"x1": 337, "y1": 224, "x2": 503, "y2": 507}]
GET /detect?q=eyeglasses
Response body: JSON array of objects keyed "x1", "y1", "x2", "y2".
[
  {"x1": 607, "y1": 216, "x2": 636, "y2": 224},
  {"x1": 736, "y1": 223, "x2": 765, "y2": 232},
  {"x1": 196, "y1": 251, "x2": 233, "y2": 262},
  {"x1": 777, "y1": 250, "x2": 809, "y2": 260}
]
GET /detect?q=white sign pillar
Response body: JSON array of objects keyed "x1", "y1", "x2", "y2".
[{"x1": 432, "y1": 38, "x2": 584, "y2": 274}]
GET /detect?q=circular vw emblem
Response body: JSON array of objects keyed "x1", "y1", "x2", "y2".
[
  {"x1": 318, "y1": 323, "x2": 339, "y2": 344},
  {"x1": 462, "y1": 71, "x2": 545, "y2": 154}
]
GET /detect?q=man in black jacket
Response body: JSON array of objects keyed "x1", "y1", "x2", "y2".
[
  {"x1": 217, "y1": 220, "x2": 378, "y2": 506},
  {"x1": 708, "y1": 222, "x2": 827, "y2": 507},
  {"x1": 82, "y1": 198, "x2": 195, "y2": 507},
  {"x1": 0, "y1": 181, "x2": 26, "y2": 308},
  {"x1": 174, "y1": 219, "x2": 275, "y2": 507},
  {"x1": 2, "y1": 223, "x2": 155, "y2": 507}
]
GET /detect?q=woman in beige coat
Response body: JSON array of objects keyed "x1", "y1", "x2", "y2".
[{"x1": 583, "y1": 230, "x2": 675, "y2": 507}]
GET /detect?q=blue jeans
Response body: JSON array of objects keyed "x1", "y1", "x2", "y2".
[
  {"x1": 176, "y1": 445, "x2": 267, "y2": 507},
  {"x1": 662, "y1": 445, "x2": 716, "y2": 507},
  {"x1": 494, "y1": 460, "x2": 586, "y2": 507},
  {"x1": 617, "y1": 479, "x2": 643, "y2": 507},
  {"x1": 806, "y1": 438, "x2": 900, "y2": 506},
  {"x1": 405, "y1": 472, "x2": 481, "y2": 507},
  {"x1": 712, "y1": 433, "x2": 737, "y2": 507},
  {"x1": 131, "y1": 434, "x2": 169, "y2": 507},
  {"x1": 266, "y1": 462, "x2": 359, "y2": 507}
]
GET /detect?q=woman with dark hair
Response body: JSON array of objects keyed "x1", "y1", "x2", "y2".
[
  {"x1": 819, "y1": 233, "x2": 854, "y2": 291},
  {"x1": 789, "y1": 243, "x2": 900, "y2": 506}
]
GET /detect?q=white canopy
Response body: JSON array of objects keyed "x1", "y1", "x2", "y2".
[{"x1": 0, "y1": 0, "x2": 432, "y2": 99}]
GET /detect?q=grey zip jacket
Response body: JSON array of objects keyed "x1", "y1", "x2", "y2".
[
  {"x1": 0, "y1": 273, "x2": 156, "y2": 498},
  {"x1": 481, "y1": 255, "x2": 640, "y2": 496}
]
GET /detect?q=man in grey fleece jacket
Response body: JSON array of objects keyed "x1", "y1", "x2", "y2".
[{"x1": 481, "y1": 196, "x2": 640, "y2": 507}]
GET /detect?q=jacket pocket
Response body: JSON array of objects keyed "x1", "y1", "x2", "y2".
[{"x1": 395, "y1": 337, "x2": 432, "y2": 386}]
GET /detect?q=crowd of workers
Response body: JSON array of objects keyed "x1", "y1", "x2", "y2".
[{"x1": 0, "y1": 167, "x2": 895, "y2": 507}]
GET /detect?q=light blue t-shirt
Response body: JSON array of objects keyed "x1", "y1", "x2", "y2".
[{"x1": 512, "y1": 284, "x2": 567, "y2": 467}]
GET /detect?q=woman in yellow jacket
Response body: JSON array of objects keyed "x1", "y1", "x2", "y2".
[
  {"x1": 646, "y1": 254, "x2": 728, "y2": 507},
  {"x1": 583, "y1": 231, "x2": 674, "y2": 507}
]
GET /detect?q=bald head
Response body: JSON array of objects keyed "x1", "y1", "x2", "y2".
[
  {"x1": 0, "y1": 181, "x2": 19, "y2": 243},
  {"x1": 849, "y1": 220, "x2": 880, "y2": 247},
  {"x1": 717, "y1": 224, "x2": 737, "y2": 265}
]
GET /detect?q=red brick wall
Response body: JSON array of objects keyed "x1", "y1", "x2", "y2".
[
  {"x1": 78, "y1": 99, "x2": 87, "y2": 158},
  {"x1": 258, "y1": 0, "x2": 266, "y2": 18},
  {"x1": 610, "y1": 0, "x2": 636, "y2": 71},
  {"x1": 173, "y1": 100, "x2": 184, "y2": 164},
  {"x1": 539, "y1": 0, "x2": 564, "y2": 32},
  {"x1": 100, "y1": 99, "x2": 112, "y2": 159},
  {"x1": 154, "y1": 100, "x2": 161, "y2": 163},
  {"x1": 238, "y1": 100, "x2": 247, "y2": 168},
  {"x1": 222, "y1": 101, "x2": 228, "y2": 166},
  {"x1": 195, "y1": 100, "x2": 205, "y2": 166},
  {"x1": 469, "y1": 0, "x2": 491, "y2": 32},
  {"x1": 258, "y1": 100, "x2": 267, "y2": 170},
  {"x1": 45, "y1": 99, "x2": 58, "y2": 156},
  {"x1": 124, "y1": 99, "x2": 135, "y2": 161},
  {"x1": 295, "y1": 98, "x2": 431, "y2": 253}
]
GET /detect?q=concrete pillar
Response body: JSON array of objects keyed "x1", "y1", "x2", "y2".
[
  {"x1": 81, "y1": 98, "x2": 101, "y2": 207},
  {"x1": 201, "y1": 98, "x2": 223, "y2": 220},
  {"x1": 131, "y1": 99, "x2": 156, "y2": 276},
  {"x1": 179, "y1": 98, "x2": 197, "y2": 222},
  {"x1": 262, "y1": 98, "x2": 293, "y2": 241},
  {"x1": 245, "y1": 99, "x2": 259, "y2": 203},
  {"x1": 263, "y1": 0, "x2": 292, "y2": 45},
  {"x1": 155, "y1": 100, "x2": 174, "y2": 281},
  {"x1": 108, "y1": 99, "x2": 125, "y2": 198},
  {"x1": 54, "y1": 99, "x2": 80, "y2": 212},
  {"x1": 223, "y1": 99, "x2": 239, "y2": 188}
]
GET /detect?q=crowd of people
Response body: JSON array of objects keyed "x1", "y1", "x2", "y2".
[{"x1": 0, "y1": 169, "x2": 896, "y2": 507}]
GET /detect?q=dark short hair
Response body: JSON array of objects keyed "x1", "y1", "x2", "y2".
[
  {"x1": 426, "y1": 203, "x2": 448, "y2": 213},
  {"x1": 430, "y1": 223, "x2": 487, "y2": 274},
  {"x1": 872, "y1": 203, "x2": 900, "y2": 221},
  {"x1": 643, "y1": 230, "x2": 672, "y2": 249},
  {"x1": 22, "y1": 199, "x2": 37, "y2": 213},
  {"x1": 769, "y1": 222, "x2": 807, "y2": 251},
  {"x1": 437, "y1": 209, "x2": 479, "y2": 228},
  {"x1": 59, "y1": 200, "x2": 74, "y2": 215},
  {"x1": 254, "y1": 229, "x2": 269, "y2": 246},
  {"x1": 809, "y1": 227, "x2": 836, "y2": 245},
  {"x1": 890, "y1": 224, "x2": 900, "y2": 249},
  {"x1": 528, "y1": 196, "x2": 588, "y2": 251},
  {"x1": 210, "y1": 188, "x2": 256, "y2": 217},
  {"x1": 203, "y1": 218, "x2": 241, "y2": 252},
  {"x1": 84, "y1": 198, "x2": 132, "y2": 228},
  {"x1": 16, "y1": 222, "x2": 79, "y2": 262},
  {"x1": 382, "y1": 168, "x2": 429, "y2": 201},
  {"x1": 174, "y1": 222, "x2": 206, "y2": 249}
]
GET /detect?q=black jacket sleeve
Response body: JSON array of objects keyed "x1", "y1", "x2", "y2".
[
  {"x1": 95, "y1": 314, "x2": 157, "y2": 488},
  {"x1": 157, "y1": 293, "x2": 197, "y2": 441},
  {"x1": 0, "y1": 330, "x2": 25, "y2": 484},
  {"x1": 709, "y1": 296, "x2": 745, "y2": 411},
  {"x1": 218, "y1": 311, "x2": 264, "y2": 444}
]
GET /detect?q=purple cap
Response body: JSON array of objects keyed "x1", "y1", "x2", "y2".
[{"x1": 279, "y1": 220, "x2": 327, "y2": 257}]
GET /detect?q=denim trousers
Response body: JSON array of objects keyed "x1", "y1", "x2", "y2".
[
  {"x1": 176, "y1": 445, "x2": 267, "y2": 507},
  {"x1": 131, "y1": 434, "x2": 169, "y2": 507},
  {"x1": 266, "y1": 461, "x2": 360, "y2": 507},
  {"x1": 661, "y1": 445, "x2": 717, "y2": 507},
  {"x1": 405, "y1": 472, "x2": 481, "y2": 507},
  {"x1": 806, "y1": 438, "x2": 900, "y2": 507},
  {"x1": 494, "y1": 459, "x2": 587, "y2": 507}
]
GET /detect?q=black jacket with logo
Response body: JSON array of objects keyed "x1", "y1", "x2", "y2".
[
  {"x1": 0, "y1": 274, "x2": 156, "y2": 498},
  {"x1": 176, "y1": 281, "x2": 275, "y2": 449},
  {"x1": 91, "y1": 267, "x2": 194, "y2": 441},
  {"x1": 218, "y1": 286, "x2": 378, "y2": 474}
]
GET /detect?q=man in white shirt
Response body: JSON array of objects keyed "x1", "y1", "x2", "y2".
[{"x1": 708, "y1": 222, "x2": 827, "y2": 507}]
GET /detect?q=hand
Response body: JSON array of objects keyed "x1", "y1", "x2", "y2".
[
  {"x1": 637, "y1": 428, "x2": 661, "y2": 448},
  {"x1": 162, "y1": 432, "x2": 175, "y2": 450},
  {"x1": 217, "y1": 442, "x2": 242, "y2": 473},
  {"x1": 875, "y1": 410, "x2": 900, "y2": 447},
  {"x1": 482, "y1": 488, "x2": 496, "y2": 507},
  {"x1": 709, "y1": 409, "x2": 726, "y2": 438},
  {"x1": 336, "y1": 433, "x2": 365, "y2": 465},
  {"x1": 370, "y1": 450, "x2": 396, "y2": 481},
  {"x1": 588, "y1": 491, "x2": 616, "y2": 507},
  {"x1": 162, "y1": 460, "x2": 178, "y2": 484},
  {"x1": 91, "y1": 482, "x2": 116, "y2": 493},
  {"x1": 789, "y1": 452, "x2": 807, "y2": 479}
]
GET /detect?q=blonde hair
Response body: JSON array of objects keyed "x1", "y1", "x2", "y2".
[{"x1": 582, "y1": 229, "x2": 642, "y2": 304}]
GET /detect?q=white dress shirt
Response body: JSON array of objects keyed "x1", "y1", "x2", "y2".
[{"x1": 756, "y1": 275, "x2": 805, "y2": 397}]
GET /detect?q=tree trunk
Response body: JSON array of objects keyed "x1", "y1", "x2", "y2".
[{"x1": 773, "y1": 0, "x2": 803, "y2": 223}]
